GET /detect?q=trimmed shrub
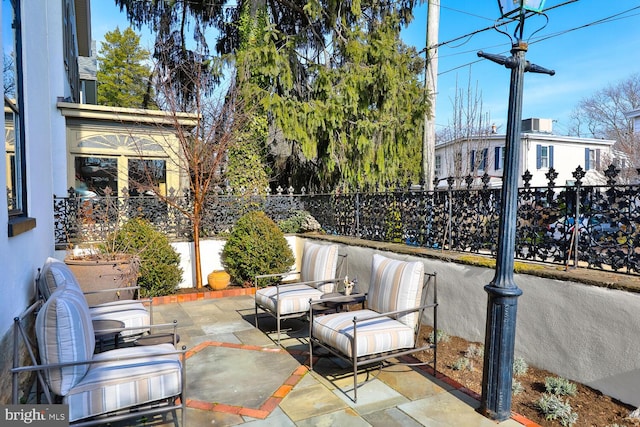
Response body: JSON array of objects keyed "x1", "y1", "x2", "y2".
[
  {"x1": 111, "y1": 217, "x2": 182, "y2": 297},
  {"x1": 221, "y1": 211, "x2": 295, "y2": 287}
]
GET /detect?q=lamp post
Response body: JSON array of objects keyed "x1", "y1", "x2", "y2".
[{"x1": 477, "y1": 0, "x2": 554, "y2": 421}]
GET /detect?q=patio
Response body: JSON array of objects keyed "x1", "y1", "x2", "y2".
[{"x1": 139, "y1": 294, "x2": 528, "y2": 426}]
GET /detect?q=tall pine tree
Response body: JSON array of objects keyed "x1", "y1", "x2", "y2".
[{"x1": 97, "y1": 27, "x2": 155, "y2": 108}]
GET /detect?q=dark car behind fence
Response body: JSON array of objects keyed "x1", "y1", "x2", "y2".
[{"x1": 54, "y1": 164, "x2": 640, "y2": 275}]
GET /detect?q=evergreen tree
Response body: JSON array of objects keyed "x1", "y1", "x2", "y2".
[
  {"x1": 115, "y1": 0, "x2": 428, "y2": 190},
  {"x1": 236, "y1": 10, "x2": 427, "y2": 190},
  {"x1": 97, "y1": 26, "x2": 155, "y2": 108}
]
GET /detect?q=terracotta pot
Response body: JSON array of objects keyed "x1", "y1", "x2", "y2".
[
  {"x1": 207, "y1": 270, "x2": 230, "y2": 290},
  {"x1": 65, "y1": 255, "x2": 140, "y2": 305}
]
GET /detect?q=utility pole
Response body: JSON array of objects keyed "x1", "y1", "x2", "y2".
[{"x1": 422, "y1": 0, "x2": 439, "y2": 190}]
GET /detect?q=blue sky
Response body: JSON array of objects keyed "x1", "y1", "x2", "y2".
[
  {"x1": 92, "y1": 1, "x2": 640, "y2": 137},
  {"x1": 401, "y1": 0, "x2": 640, "y2": 136}
]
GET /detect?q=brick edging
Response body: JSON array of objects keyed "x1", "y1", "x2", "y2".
[{"x1": 151, "y1": 287, "x2": 256, "y2": 305}]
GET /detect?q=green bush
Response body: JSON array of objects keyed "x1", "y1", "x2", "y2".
[
  {"x1": 222, "y1": 211, "x2": 295, "y2": 287},
  {"x1": 427, "y1": 329, "x2": 450, "y2": 344},
  {"x1": 545, "y1": 376, "x2": 577, "y2": 396},
  {"x1": 278, "y1": 210, "x2": 322, "y2": 233},
  {"x1": 513, "y1": 356, "x2": 529, "y2": 377},
  {"x1": 537, "y1": 393, "x2": 578, "y2": 426},
  {"x1": 512, "y1": 380, "x2": 524, "y2": 396},
  {"x1": 111, "y1": 217, "x2": 182, "y2": 297},
  {"x1": 452, "y1": 357, "x2": 473, "y2": 371}
]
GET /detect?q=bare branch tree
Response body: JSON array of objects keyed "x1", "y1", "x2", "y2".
[
  {"x1": 569, "y1": 73, "x2": 640, "y2": 179},
  {"x1": 436, "y1": 74, "x2": 494, "y2": 188},
  {"x1": 129, "y1": 54, "x2": 251, "y2": 289}
]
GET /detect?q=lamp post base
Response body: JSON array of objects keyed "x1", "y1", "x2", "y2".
[{"x1": 479, "y1": 284, "x2": 523, "y2": 421}]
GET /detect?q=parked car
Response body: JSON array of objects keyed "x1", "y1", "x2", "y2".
[{"x1": 546, "y1": 214, "x2": 620, "y2": 242}]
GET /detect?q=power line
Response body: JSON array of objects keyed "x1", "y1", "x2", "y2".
[{"x1": 435, "y1": 3, "x2": 640, "y2": 77}]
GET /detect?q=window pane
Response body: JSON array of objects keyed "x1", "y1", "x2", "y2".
[
  {"x1": 540, "y1": 146, "x2": 549, "y2": 168},
  {"x1": 128, "y1": 159, "x2": 166, "y2": 196},
  {"x1": 75, "y1": 156, "x2": 118, "y2": 196},
  {"x1": 4, "y1": 0, "x2": 23, "y2": 214}
]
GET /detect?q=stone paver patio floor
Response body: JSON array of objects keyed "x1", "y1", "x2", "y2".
[{"x1": 144, "y1": 295, "x2": 532, "y2": 427}]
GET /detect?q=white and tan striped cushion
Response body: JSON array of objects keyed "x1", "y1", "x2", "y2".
[
  {"x1": 367, "y1": 254, "x2": 424, "y2": 328},
  {"x1": 89, "y1": 306, "x2": 150, "y2": 338},
  {"x1": 312, "y1": 309, "x2": 416, "y2": 358},
  {"x1": 36, "y1": 287, "x2": 96, "y2": 396},
  {"x1": 40, "y1": 257, "x2": 150, "y2": 336},
  {"x1": 300, "y1": 242, "x2": 339, "y2": 293},
  {"x1": 255, "y1": 284, "x2": 323, "y2": 315},
  {"x1": 65, "y1": 344, "x2": 182, "y2": 422},
  {"x1": 38, "y1": 257, "x2": 78, "y2": 299}
]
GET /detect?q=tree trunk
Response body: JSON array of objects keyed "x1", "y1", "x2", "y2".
[{"x1": 193, "y1": 217, "x2": 203, "y2": 289}]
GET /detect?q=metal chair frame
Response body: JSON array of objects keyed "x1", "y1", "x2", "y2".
[
  {"x1": 309, "y1": 271, "x2": 438, "y2": 402},
  {"x1": 254, "y1": 253, "x2": 348, "y2": 344},
  {"x1": 11, "y1": 300, "x2": 186, "y2": 427}
]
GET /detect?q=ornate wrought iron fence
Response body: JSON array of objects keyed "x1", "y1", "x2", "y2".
[
  {"x1": 53, "y1": 165, "x2": 640, "y2": 274},
  {"x1": 54, "y1": 185, "x2": 305, "y2": 248}
]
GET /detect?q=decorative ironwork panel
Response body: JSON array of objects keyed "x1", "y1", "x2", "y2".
[{"x1": 53, "y1": 166, "x2": 640, "y2": 276}]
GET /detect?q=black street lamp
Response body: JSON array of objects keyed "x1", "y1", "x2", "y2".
[{"x1": 477, "y1": 0, "x2": 554, "y2": 421}]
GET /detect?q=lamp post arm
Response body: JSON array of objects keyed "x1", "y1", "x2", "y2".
[
  {"x1": 525, "y1": 62, "x2": 555, "y2": 75},
  {"x1": 476, "y1": 51, "x2": 508, "y2": 67}
]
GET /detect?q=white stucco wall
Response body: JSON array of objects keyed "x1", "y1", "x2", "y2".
[
  {"x1": 171, "y1": 236, "x2": 299, "y2": 288},
  {"x1": 0, "y1": 3, "x2": 65, "y2": 340}
]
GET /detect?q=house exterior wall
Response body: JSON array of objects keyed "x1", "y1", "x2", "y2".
[
  {"x1": 435, "y1": 123, "x2": 615, "y2": 189},
  {"x1": 0, "y1": 0, "x2": 79, "y2": 403}
]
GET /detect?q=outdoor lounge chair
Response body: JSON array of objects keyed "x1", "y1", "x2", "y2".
[
  {"x1": 37, "y1": 257, "x2": 152, "y2": 341},
  {"x1": 254, "y1": 241, "x2": 343, "y2": 344},
  {"x1": 309, "y1": 254, "x2": 438, "y2": 402},
  {"x1": 12, "y1": 286, "x2": 185, "y2": 426}
]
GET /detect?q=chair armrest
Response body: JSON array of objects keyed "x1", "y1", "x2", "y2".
[
  {"x1": 88, "y1": 298, "x2": 153, "y2": 310},
  {"x1": 11, "y1": 346, "x2": 186, "y2": 374},
  {"x1": 266, "y1": 277, "x2": 342, "y2": 292},
  {"x1": 255, "y1": 271, "x2": 301, "y2": 289},
  {"x1": 255, "y1": 271, "x2": 300, "y2": 280},
  {"x1": 83, "y1": 285, "x2": 143, "y2": 302},
  {"x1": 350, "y1": 302, "x2": 438, "y2": 325}
]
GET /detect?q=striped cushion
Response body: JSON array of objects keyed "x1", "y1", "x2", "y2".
[
  {"x1": 36, "y1": 287, "x2": 96, "y2": 396},
  {"x1": 367, "y1": 254, "x2": 424, "y2": 328},
  {"x1": 255, "y1": 284, "x2": 323, "y2": 315},
  {"x1": 65, "y1": 344, "x2": 182, "y2": 422},
  {"x1": 38, "y1": 257, "x2": 80, "y2": 299},
  {"x1": 89, "y1": 307, "x2": 150, "y2": 338},
  {"x1": 300, "y1": 242, "x2": 339, "y2": 293},
  {"x1": 39, "y1": 257, "x2": 150, "y2": 335},
  {"x1": 312, "y1": 309, "x2": 416, "y2": 358}
]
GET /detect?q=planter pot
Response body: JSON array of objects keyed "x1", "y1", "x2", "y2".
[
  {"x1": 207, "y1": 270, "x2": 230, "y2": 290},
  {"x1": 65, "y1": 255, "x2": 140, "y2": 305}
]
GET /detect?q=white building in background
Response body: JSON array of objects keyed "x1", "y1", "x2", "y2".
[
  {"x1": 625, "y1": 108, "x2": 640, "y2": 133},
  {"x1": 434, "y1": 118, "x2": 616, "y2": 189}
]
